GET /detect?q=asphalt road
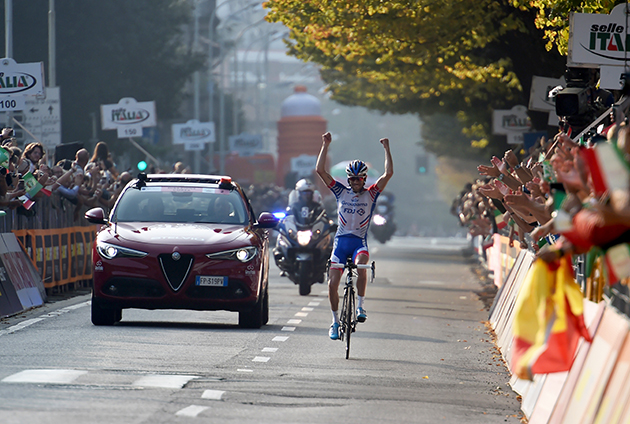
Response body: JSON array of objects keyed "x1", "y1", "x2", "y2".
[{"x1": 0, "y1": 236, "x2": 523, "y2": 423}]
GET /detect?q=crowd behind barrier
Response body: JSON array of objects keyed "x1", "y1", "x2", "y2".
[{"x1": 453, "y1": 86, "x2": 630, "y2": 420}]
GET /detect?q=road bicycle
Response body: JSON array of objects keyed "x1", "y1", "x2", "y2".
[{"x1": 328, "y1": 258, "x2": 375, "y2": 359}]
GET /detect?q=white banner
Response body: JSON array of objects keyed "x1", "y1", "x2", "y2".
[
  {"x1": 172, "y1": 119, "x2": 215, "y2": 145},
  {"x1": 0, "y1": 58, "x2": 45, "y2": 97},
  {"x1": 229, "y1": 133, "x2": 262, "y2": 157},
  {"x1": 569, "y1": 4, "x2": 630, "y2": 67},
  {"x1": 291, "y1": 154, "x2": 317, "y2": 177},
  {"x1": 101, "y1": 98, "x2": 156, "y2": 136},
  {"x1": 529, "y1": 75, "x2": 565, "y2": 112},
  {"x1": 492, "y1": 105, "x2": 531, "y2": 136}
]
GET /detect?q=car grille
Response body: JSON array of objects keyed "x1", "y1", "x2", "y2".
[{"x1": 158, "y1": 254, "x2": 194, "y2": 292}]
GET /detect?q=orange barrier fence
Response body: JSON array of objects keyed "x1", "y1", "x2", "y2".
[
  {"x1": 12, "y1": 226, "x2": 97, "y2": 291},
  {"x1": 487, "y1": 234, "x2": 630, "y2": 423}
]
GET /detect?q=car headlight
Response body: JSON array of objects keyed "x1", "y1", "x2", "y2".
[
  {"x1": 96, "y1": 241, "x2": 148, "y2": 260},
  {"x1": 206, "y1": 246, "x2": 258, "y2": 262},
  {"x1": 297, "y1": 230, "x2": 312, "y2": 246}
]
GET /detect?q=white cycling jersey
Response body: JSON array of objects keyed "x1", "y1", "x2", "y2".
[{"x1": 327, "y1": 180, "x2": 381, "y2": 239}]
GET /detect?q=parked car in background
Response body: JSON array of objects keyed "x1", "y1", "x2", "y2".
[{"x1": 85, "y1": 173, "x2": 278, "y2": 328}]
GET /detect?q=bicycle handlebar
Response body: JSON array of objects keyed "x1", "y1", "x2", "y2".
[{"x1": 329, "y1": 262, "x2": 373, "y2": 270}]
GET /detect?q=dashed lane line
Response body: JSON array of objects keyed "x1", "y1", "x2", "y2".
[
  {"x1": 201, "y1": 389, "x2": 225, "y2": 400},
  {"x1": 272, "y1": 336, "x2": 289, "y2": 342}
]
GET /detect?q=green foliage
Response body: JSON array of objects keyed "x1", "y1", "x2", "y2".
[
  {"x1": 1, "y1": 0, "x2": 203, "y2": 145},
  {"x1": 264, "y1": 0, "x2": 566, "y2": 158}
]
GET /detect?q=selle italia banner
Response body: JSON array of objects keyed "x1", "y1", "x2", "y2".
[{"x1": 569, "y1": 3, "x2": 630, "y2": 67}]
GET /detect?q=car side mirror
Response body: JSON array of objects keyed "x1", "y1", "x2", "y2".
[
  {"x1": 85, "y1": 207, "x2": 108, "y2": 225},
  {"x1": 254, "y1": 212, "x2": 278, "y2": 229}
]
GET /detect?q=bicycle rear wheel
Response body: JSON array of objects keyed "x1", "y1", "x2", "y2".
[{"x1": 344, "y1": 287, "x2": 355, "y2": 359}]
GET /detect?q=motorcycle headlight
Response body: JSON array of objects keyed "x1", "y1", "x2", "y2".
[
  {"x1": 297, "y1": 230, "x2": 312, "y2": 246},
  {"x1": 96, "y1": 241, "x2": 148, "y2": 260},
  {"x1": 372, "y1": 214, "x2": 386, "y2": 226},
  {"x1": 206, "y1": 246, "x2": 258, "y2": 262}
]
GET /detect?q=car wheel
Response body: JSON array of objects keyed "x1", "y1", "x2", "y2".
[
  {"x1": 239, "y1": 293, "x2": 265, "y2": 329},
  {"x1": 91, "y1": 296, "x2": 119, "y2": 326}
]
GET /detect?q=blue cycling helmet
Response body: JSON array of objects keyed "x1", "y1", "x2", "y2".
[{"x1": 346, "y1": 160, "x2": 368, "y2": 178}]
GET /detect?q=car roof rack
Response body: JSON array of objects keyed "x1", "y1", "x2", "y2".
[{"x1": 138, "y1": 174, "x2": 232, "y2": 184}]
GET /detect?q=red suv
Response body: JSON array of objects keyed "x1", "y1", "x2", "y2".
[{"x1": 85, "y1": 174, "x2": 278, "y2": 328}]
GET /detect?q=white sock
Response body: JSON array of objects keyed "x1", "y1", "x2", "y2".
[
  {"x1": 358, "y1": 296, "x2": 365, "y2": 309},
  {"x1": 331, "y1": 310, "x2": 339, "y2": 324}
]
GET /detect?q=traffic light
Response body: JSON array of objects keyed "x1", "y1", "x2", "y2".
[
  {"x1": 137, "y1": 160, "x2": 148, "y2": 171},
  {"x1": 416, "y1": 155, "x2": 429, "y2": 175}
]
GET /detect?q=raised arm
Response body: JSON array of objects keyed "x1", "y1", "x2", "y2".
[
  {"x1": 316, "y1": 132, "x2": 334, "y2": 187},
  {"x1": 375, "y1": 138, "x2": 393, "y2": 191}
]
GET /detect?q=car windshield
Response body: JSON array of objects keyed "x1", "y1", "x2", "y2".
[{"x1": 113, "y1": 185, "x2": 249, "y2": 224}]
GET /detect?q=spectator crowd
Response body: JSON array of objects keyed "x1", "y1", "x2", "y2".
[{"x1": 451, "y1": 118, "x2": 630, "y2": 270}]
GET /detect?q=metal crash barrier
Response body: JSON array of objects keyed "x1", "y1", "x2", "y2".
[{"x1": 0, "y1": 194, "x2": 96, "y2": 318}]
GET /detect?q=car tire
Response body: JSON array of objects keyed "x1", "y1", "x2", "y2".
[
  {"x1": 91, "y1": 296, "x2": 119, "y2": 326},
  {"x1": 262, "y1": 288, "x2": 269, "y2": 325},
  {"x1": 239, "y1": 291, "x2": 265, "y2": 329}
]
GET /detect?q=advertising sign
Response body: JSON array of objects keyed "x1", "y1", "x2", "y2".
[
  {"x1": 0, "y1": 58, "x2": 45, "y2": 97},
  {"x1": 101, "y1": 97, "x2": 156, "y2": 138},
  {"x1": 291, "y1": 154, "x2": 317, "y2": 177},
  {"x1": 529, "y1": 75, "x2": 565, "y2": 112},
  {"x1": 228, "y1": 133, "x2": 262, "y2": 157},
  {"x1": 492, "y1": 105, "x2": 532, "y2": 144},
  {"x1": 569, "y1": 4, "x2": 630, "y2": 67},
  {"x1": 172, "y1": 119, "x2": 215, "y2": 145}
]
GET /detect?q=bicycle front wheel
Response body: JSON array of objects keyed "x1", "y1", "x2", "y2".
[{"x1": 343, "y1": 287, "x2": 355, "y2": 359}]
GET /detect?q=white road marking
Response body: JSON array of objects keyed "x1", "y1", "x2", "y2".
[
  {"x1": 287, "y1": 319, "x2": 302, "y2": 325},
  {"x1": 262, "y1": 347, "x2": 278, "y2": 353},
  {"x1": 252, "y1": 357, "x2": 270, "y2": 362},
  {"x1": 133, "y1": 375, "x2": 198, "y2": 389},
  {"x1": 308, "y1": 302, "x2": 320, "y2": 307},
  {"x1": 175, "y1": 405, "x2": 209, "y2": 417},
  {"x1": 0, "y1": 301, "x2": 90, "y2": 337},
  {"x1": 201, "y1": 389, "x2": 225, "y2": 400},
  {"x1": 320, "y1": 290, "x2": 328, "y2": 295},
  {"x1": 272, "y1": 336, "x2": 289, "y2": 342},
  {"x1": 237, "y1": 369, "x2": 253, "y2": 372},
  {"x1": 2, "y1": 369, "x2": 87, "y2": 384},
  {"x1": 459, "y1": 296, "x2": 467, "y2": 300},
  {"x1": 294, "y1": 312, "x2": 308, "y2": 317},
  {"x1": 301, "y1": 307, "x2": 314, "y2": 311},
  {"x1": 281, "y1": 326, "x2": 296, "y2": 332}
]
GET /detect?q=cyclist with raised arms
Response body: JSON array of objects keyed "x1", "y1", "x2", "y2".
[{"x1": 316, "y1": 131, "x2": 393, "y2": 340}]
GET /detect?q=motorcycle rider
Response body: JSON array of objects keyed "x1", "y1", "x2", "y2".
[
  {"x1": 286, "y1": 178, "x2": 326, "y2": 223},
  {"x1": 316, "y1": 131, "x2": 393, "y2": 340}
]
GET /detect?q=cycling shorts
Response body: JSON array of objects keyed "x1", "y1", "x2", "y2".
[{"x1": 331, "y1": 234, "x2": 369, "y2": 264}]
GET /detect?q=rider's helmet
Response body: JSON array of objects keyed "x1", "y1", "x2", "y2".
[
  {"x1": 295, "y1": 178, "x2": 315, "y2": 203},
  {"x1": 346, "y1": 160, "x2": 368, "y2": 178},
  {"x1": 295, "y1": 178, "x2": 315, "y2": 192}
]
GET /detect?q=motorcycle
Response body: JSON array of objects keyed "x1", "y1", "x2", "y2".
[
  {"x1": 273, "y1": 206, "x2": 336, "y2": 296},
  {"x1": 370, "y1": 201, "x2": 397, "y2": 244}
]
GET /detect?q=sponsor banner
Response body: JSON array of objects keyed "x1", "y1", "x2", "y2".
[
  {"x1": 529, "y1": 75, "x2": 565, "y2": 112},
  {"x1": 569, "y1": 4, "x2": 630, "y2": 67},
  {"x1": 101, "y1": 97, "x2": 156, "y2": 136},
  {"x1": 0, "y1": 58, "x2": 45, "y2": 97},
  {"x1": 229, "y1": 133, "x2": 262, "y2": 157},
  {"x1": 172, "y1": 119, "x2": 215, "y2": 145},
  {"x1": 492, "y1": 105, "x2": 532, "y2": 144}
]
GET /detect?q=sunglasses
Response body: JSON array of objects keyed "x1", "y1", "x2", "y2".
[{"x1": 348, "y1": 176, "x2": 365, "y2": 182}]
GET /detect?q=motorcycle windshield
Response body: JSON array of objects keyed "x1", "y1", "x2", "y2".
[{"x1": 289, "y1": 204, "x2": 321, "y2": 227}]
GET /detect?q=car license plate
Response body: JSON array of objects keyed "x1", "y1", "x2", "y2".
[{"x1": 195, "y1": 276, "x2": 228, "y2": 287}]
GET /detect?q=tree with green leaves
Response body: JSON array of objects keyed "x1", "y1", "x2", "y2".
[
  {"x1": 1, "y1": 0, "x2": 204, "y2": 159},
  {"x1": 264, "y1": 0, "x2": 567, "y2": 159}
]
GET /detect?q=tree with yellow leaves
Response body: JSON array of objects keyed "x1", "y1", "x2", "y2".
[{"x1": 264, "y1": 0, "x2": 572, "y2": 158}]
